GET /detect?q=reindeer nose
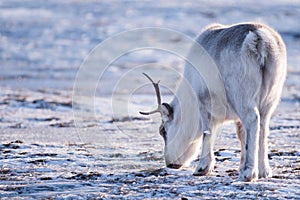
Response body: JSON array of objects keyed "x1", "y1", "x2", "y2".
[{"x1": 167, "y1": 164, "x2": 182, "y2": 169}]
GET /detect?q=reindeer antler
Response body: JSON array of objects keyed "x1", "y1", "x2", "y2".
[{"x1": 139, "y1": 73, "x2": 163, "y2": 115}]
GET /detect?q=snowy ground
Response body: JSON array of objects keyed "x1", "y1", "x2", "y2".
[{"x1": 1, "y1": 0, "x2": 300, "y2": 199}]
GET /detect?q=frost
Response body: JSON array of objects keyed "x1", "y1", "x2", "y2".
[{"x1": 0, "y1": 0, "x2": 300, "y2": 199}]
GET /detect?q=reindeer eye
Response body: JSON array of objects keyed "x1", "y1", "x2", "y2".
[{"x1": 159, "y1": 124, "x2": 167, "y2": 141}]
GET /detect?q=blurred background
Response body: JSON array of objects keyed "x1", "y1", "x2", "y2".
[
  {"x1": 1, "y1": 1, "x2": 299, "y2": 198},
  {"x1": 1, "y1": 0, "x2": 299, "y2": 93}
]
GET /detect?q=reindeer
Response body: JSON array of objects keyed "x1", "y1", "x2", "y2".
[{"x1": 140, "y1": 22, "x2": 287, "y2": 182}]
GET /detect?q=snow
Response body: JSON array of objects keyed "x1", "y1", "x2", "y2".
[{"x1": 0, "y1": 0, "x2": 300, "y2": 199}]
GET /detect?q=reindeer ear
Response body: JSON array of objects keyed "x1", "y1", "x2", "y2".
[{"x1": 161, "y1": 103, "x2": 173, "y2": 122}]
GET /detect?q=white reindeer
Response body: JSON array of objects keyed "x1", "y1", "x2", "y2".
[{"x1": 140, "y1": 22, "x2": 287, "y2": 182}]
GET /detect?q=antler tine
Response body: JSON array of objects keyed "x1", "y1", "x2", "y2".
[
  {"x1": 139, "y1": 108, "x2": 161, "y2": 115},
  {"x1": 142, "y1": 73, "x2": 161, "y2": 105},
  {"x1": 139, "y1": 73, "x2": 162, "y2": 115}
]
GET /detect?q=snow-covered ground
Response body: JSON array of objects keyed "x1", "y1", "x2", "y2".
[{"x1": 0, "y1": 0, "x2": 299, "y2": 199}]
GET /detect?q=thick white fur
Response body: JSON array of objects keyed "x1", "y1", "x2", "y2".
[
  {"x1": 162, "y1": 22, "x2": 287, "y2": 182},
  {"x1": 163, "y1": 78, "x2": 203, "y2": 167}
]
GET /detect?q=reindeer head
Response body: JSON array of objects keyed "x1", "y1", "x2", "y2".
[{"x1": 140, "y1": 73, "x2": 201, "y2": 169}]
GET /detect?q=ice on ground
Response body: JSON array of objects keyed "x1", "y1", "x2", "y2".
[{"x1": 0, "y1": 0, "x2": 300, "y2": 199}]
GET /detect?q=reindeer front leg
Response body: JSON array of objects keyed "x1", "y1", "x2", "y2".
[{"x1": 193, "y1": 131, "x2": 216, "y2": 176}]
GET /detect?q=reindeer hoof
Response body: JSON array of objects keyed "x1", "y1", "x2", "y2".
[
  {"x1": 238, "y1": 167, "x2": 258, "y2": 182},
  {"x1": 193, "y1": 166, "x2": 211, "y2": 176},
  {"x1": 258, "y1": 166, "x2": 272, "y2": 179},
  {"x1": 193, "y1": 158, "x2": 215, "y2": 176}
]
